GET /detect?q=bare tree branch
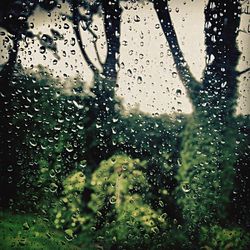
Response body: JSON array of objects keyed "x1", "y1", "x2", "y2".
[
  {"x1": 241, "y1": 0, "x2": 250, "y2": 15},
  {"x1": 240, "y1": 0, "x2": 249, "y2": 5},
  {"x1": 153, "y1": 0, "x2": 201, "y2": 98},
  {"x1": 93, "y1": 37, "x2": 103, "y2": 67},
  {"x1": 238, "y1": 29, "x2": 249, "y2": 34},
  {"x1": 102, "y1": 0, "x2": 122, "y2": 79},
  {"x1": 71, "y1": 2, "x2": 98, "y2": 74},
  {"x1": 241, "y1": 12, "x2": 250, "y2": 15},
  {"x1": 81, "y1": 22, "x2": 104, "y2": 67},
  {"x1": 237, "y1": 67, "x2": 250, "y2": 76}
]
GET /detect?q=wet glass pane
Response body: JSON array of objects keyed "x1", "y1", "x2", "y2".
[{"x1": 0, "y1": 0, "x2": 249, "y2": 249}]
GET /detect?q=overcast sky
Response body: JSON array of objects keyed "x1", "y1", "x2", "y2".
[{"x1": 1, "y1": 0, "x2": 249, "y2": 115}]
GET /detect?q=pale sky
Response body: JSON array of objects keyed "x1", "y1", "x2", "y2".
[{"x1": 1, "y1": 0, "x2": 249, "y2": 115}]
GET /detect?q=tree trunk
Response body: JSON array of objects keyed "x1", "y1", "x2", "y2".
[
  {"x1": 154, "y1": 0, "x2": 241, "y2": 228},
  {"x1": 0, "y1": 36, "x2": 19, "y2": 206},
  {"x1": 85, "y1": 0, "x2": 122, "y2": 165}
]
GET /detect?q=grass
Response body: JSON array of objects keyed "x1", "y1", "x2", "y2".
[{"x1": 0, "y1": 211, "x2": 80, "y2": 250}]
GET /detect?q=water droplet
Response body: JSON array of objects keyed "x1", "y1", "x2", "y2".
[
  {"x1": 65, "y1": 229, "x2": 74, "y2": 241},
  {"x1": 160, "y1": 213, "x2": 167, "y2": 220},
  {"x1": 39, "y1": 46, "x2": 46, "y2": 54},
  {"x1": 151, "y1": 227, "x2": 159, "y2": 234},
  {"x1": 172, "y1": 72, "x2": 177, "y2": 78},
  {"x1": 29, "y1": 138, "x2": 37, "y2": 147},
  {"x1": 66, "y1": 145, "x2": 73, "y2": 152},
  {"x1": 137, "y1": 76, "x2": 142, "y2": 84},
  {"x1": 7, "y1": 165, "x2": 13, "y2": 172},
  {"x1": 64, "y1": 23, "x2": 70, "y2": 29},
  {"x1": 109, "y1": 196, "x2": 116, "y2": 204},
  {"x1": 134, "y1": 15, "x2": 140, "y2": 22},
  {"x1": 73, "y1": 100, "x2": 84, "y2": 109},
  {"x1": 176, "y1": 89, "x2": 182, "y2": 96},
  {"x1": 50, "y1": 183, "x2": 58, "y2": 193},
  {"x1": 23, "y1": 222, "x2": 30, "y2": 230},
  {"x1": 155, "y1": 24, "x2": 160, "y2": 29},
  {"x1": 159, "y1": 200, "x2": 164, "y2": 207},
  {"x1": 70, "y1": 37, "x2": 76, "y2": 46},
  {"x1": 181, "y1": 182, "x2": 190, "y2": 193},
  {"x1": 127, "y1": 69, "x2": 132, "y2": 77}
]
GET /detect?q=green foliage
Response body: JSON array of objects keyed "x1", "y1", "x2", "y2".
[
  {"x1": 230, "y1": 115, "x2": 250, "y2": 227},
  {"x1": 53, "y1": 171, "x2": 87, "y2": 233},
  {"x1": 89, "y1": 154, "x2": 148, "y2": 211},
  {"x1": 87, "y1": 154, "x2": 172, "y2": 248},
  {"x1": 113, "y1": 112, "x2": 185, "y2": 206},
  {"x1": 199, "y1": 225, "x2": 250, "y2": 250},
  {"x1": 1, "y1": 66, "x2": 249, "y2": 249},
  {"x1": 6, "y1": 66, "x2": 88, "y2": 210},
  {"x1": 0, "y1": 211, "x2": 79, "y2": 250},
  {"x1": 114, "y1": 111, "x2": 183, "y2": 158},
  {"x1": 176, "y1": 111, "x2": 237, "y2": 227}
]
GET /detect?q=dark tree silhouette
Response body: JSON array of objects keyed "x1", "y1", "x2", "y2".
[
  {"x1": 153, "y1": 0, "x2": 248, "y2": 228},
  {"x1": 0, "y1": 0, "x2": 59, "y2": 206},
  {"x1": 0, "y1": 0, "x2": 123, "y2": 205},
  {"x1": 70, "y1": 0, "x2": 122, "y2": 165}
]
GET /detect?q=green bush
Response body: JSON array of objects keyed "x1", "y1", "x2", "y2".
[
  {"x1": 88, "y1": 154, "x2": 171, "y2": 247},
  {"x1": 0, "y1": 211, "x2": 79, "y2": 250},
  {"x1": 199, "y1": 225, "x2": 250, "y2": 250},
  {"x1": 6, "y1": 66, "x2": 88, "y2": 211},
  {"x1": 53, "y1": 170, "x2": 88, "y2": 234}
]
